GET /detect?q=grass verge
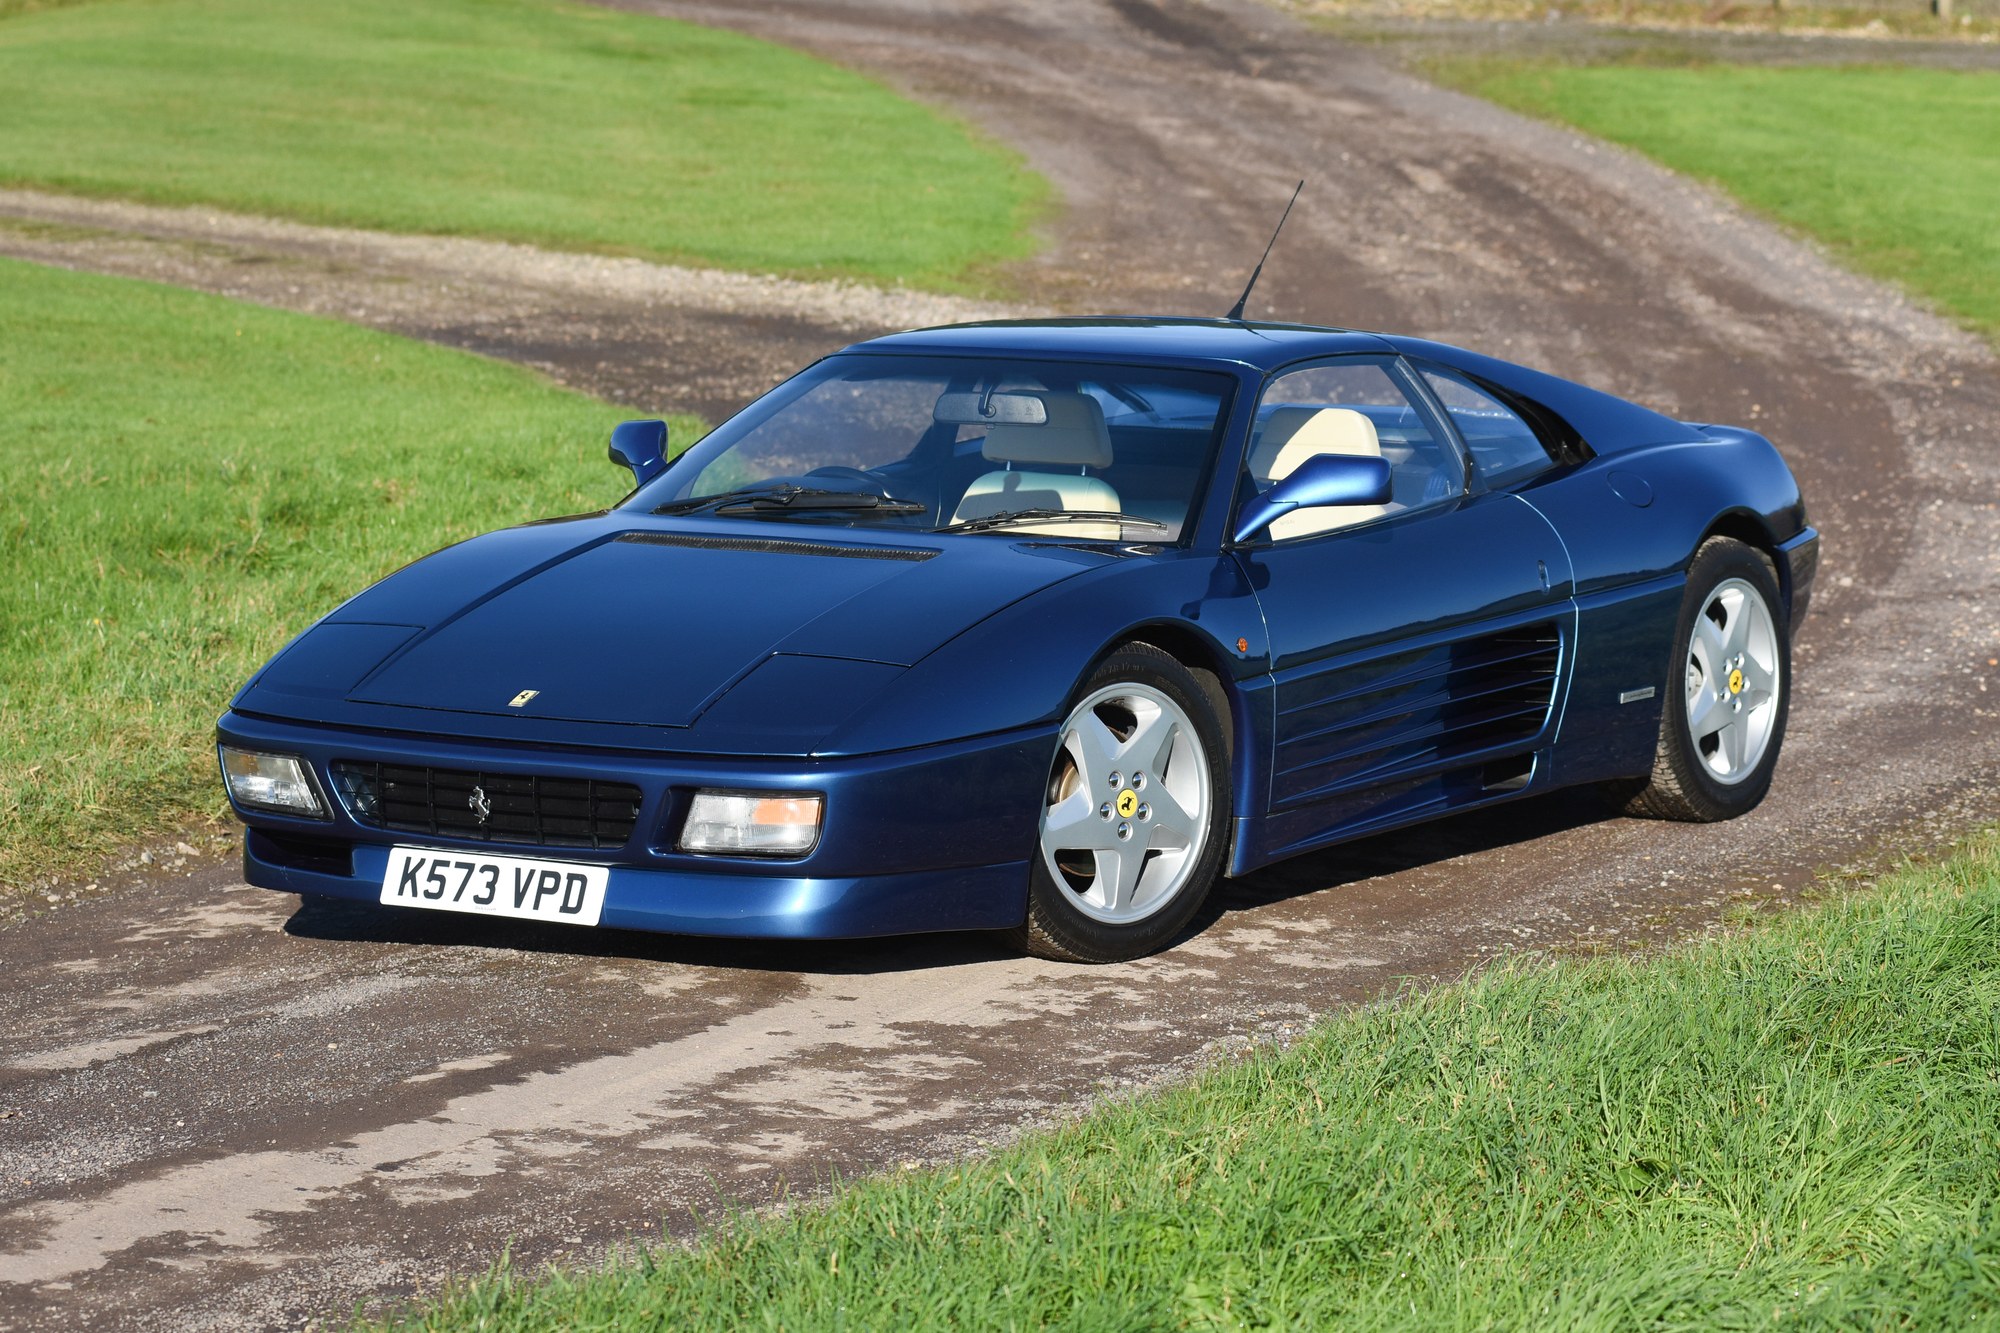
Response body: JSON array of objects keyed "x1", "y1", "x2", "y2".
[
  {"x1": 0, "y1": 258, "x2": 700, "y2": 892},
  {"x1": 1425, "y1": 60, "x2": 2000, "y2": 340},
  {"x1": 381, "y1": 834, "x2": 2000, "y2": 1330},
  {"x1": 1290, "y1": 0, "x2": 2000, "y2": 43},
  {"x1": 0, "y1": 0, "x2": 1042, "y2": 290}
]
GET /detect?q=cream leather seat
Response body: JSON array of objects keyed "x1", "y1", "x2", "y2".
[
  {"x1": 950, "y1": 392, "x2": 1123, "y2": 539},
  {"x1": 1247, "y1": 406, "x2": 1395, "y2": 541}
]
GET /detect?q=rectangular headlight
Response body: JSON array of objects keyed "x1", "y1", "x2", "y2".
[
  {"x1": 219, "y1": 747, "x2": 325, "y2": 818},
  {"x1": 680, "y1": 790, "x2": 822, "y2": 856}
]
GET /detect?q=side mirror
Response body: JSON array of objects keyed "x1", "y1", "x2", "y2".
[
  {"x1": 1232, "y1": 453, "x2": 1393, "y2": 545},
  {"x1": 608, "y1": 419, "x2": 669, "y2": 488}
]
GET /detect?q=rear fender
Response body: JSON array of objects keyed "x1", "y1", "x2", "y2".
[
  {"x1": 1523, "y1": 428, "x2": 1808, "y2": 786},
  {"x1": 1521, "y1": 432, "x2": 1806, "y2": 599}
]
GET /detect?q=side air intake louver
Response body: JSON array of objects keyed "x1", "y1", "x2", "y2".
[{"x1": 1273, "y1": 622, "x2": 1561, "y2": 809}]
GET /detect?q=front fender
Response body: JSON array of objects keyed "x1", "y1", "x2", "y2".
[{"x1": 821, "y1": 550, "x2": 1267, "y2": 757}]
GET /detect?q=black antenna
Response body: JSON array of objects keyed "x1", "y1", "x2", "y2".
[{"x1": 1224, "y1": 179, "x2": 1304, "y2": 323}]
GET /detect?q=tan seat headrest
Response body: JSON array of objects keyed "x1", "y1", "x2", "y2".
[
  {"x1": 1252, "y1": 406, "x2": 1383, "y2": 482},
  {"x1": 1253, "y1": 407, "x2": 1393, "y2": 541},
  {"x1": 982, "y1": 392, "x2": 1113, "y2": 469}
]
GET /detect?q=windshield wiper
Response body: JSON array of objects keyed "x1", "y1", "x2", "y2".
[
  {"x1": 653, "y1": 483, "x2": 793, "y2": 515},
  {"x1": 653, "y1": 484, "x2": 920, "y2": 517},
  {"x1": 717, "y1": 488, "x2": 925, "y2": 516},
  {"x1": 932, "y1": 508, "x2": 1169, "y2": 535}
]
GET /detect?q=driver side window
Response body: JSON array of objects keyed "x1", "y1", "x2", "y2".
[{"x1": 1249, "y1": 359, "x2": 1464, "y2": 541}]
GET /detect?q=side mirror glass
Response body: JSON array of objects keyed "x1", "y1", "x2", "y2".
[
  {"x1": 608, "y1": 419, "x2": 668, "y2": 488},
  {"x1": 1232, "y1": 453, "x2": 1393, "y2": 545}
]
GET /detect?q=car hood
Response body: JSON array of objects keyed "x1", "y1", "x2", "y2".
[{"x1": 240, "y1": 517, "x2": 1109, "y2": 737}]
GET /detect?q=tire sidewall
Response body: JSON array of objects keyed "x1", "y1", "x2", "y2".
[
  {"x1": 1660, "y1": 539, "x2": 1791, "y2": 819},
  {"x1": 1025, "y1": 644, "x2": 1231, "y2": 962}
]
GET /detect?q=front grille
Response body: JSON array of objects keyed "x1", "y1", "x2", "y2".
[{"x1": 330, "y1": 762, "x2": 642, "y2": 850}]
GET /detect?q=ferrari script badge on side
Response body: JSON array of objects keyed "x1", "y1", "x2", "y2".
[
  {"x1": 468, "y1": 785, "x2": 492, "y2": 825},
  {"x1": 508, "y1": 689, "x2": 540, "y2": 708}
]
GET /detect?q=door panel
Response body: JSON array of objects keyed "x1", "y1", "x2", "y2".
[{"x1": 1237, "y1": 493, "x2": 1573, "y2": 856}]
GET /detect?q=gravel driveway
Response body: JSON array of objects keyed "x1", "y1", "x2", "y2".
[{"x1": 2, "y1": 3, "x2": 1997, "y2": 1328}]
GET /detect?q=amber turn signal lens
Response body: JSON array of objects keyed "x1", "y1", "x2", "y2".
[{"x1": 681, "y1": 790, "x2": 824, "y2": 855}]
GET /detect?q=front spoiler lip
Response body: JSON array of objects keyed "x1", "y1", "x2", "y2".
[
  {"x1": 1775, "y1": 525, "x2": 1820, "y2": 628},
  {"x1": 243, "y1": 831, "x2": 1029, "y2": 939}
]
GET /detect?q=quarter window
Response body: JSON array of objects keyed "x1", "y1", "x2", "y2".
[{"x1": 1417, "y1": 365, "x2": 1555, "y2": 489}]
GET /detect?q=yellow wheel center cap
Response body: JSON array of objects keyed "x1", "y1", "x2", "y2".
[
  {"x1": 1116, "y1": 789, "x2": 1139, "y2": 819},
  {"x1": 1727, "y1": 667, "x2": 1745, "y2": 695}
]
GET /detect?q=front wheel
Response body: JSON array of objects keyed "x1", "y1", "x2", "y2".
[
  {"x1": 1612, "y1": 536, "x2": 1790, "y2": 822},
  {"x1": 1012, "y1": 644, "x2": 1230, "y2": 963}
]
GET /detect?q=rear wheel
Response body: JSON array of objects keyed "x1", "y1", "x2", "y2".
[
  {"x1": 1012, "y1": 644, "x2": 1230, "y2": 963},
  {"x1": 1612, "y1": 536, "x2": 1789, "y2": 822}
]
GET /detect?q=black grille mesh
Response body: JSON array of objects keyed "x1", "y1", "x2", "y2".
[{"x1": 330, "y1": 762, "x2": 641, "y2": 850}]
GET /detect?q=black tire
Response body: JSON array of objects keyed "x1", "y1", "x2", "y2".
[
  {"x1": 1011, "y1": 643, "x2": 1231, "y2": 963},
  {"x1": 1610, "y1": 536, "x2": 1790, "y2": 822}
]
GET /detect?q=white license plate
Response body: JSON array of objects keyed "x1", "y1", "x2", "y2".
[{"x1": 379, "y1": 846, "x2": 607, "y2": 927}]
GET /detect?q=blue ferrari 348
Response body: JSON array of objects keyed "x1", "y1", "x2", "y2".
[{"x1": 218, "y1": 318, "x2": 1818, "y2": 962}]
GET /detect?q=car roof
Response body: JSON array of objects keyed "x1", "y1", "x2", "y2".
[
  {"x1": 848, "y1": 317, "x2": 1397, "y2": 372},
  {"x1": 849, "y1": 317, "x2": 1707, "y2": 451}
]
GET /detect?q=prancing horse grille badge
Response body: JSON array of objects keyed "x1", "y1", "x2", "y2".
[{"x1": 468, "y1": 785, "x2": 492, "y2": 825}]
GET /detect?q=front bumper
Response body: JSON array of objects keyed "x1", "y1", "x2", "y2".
[
  {"x1": 1776, "y1": 526, "x2": 1820, "y2": 628},
  {"x1": 219, "y1": 710, "x2": 1049, "y2": 939}
]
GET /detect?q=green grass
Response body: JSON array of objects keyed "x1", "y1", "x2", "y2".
[
  {"x1": 1296, "y1": 0, "x2": 2000, "y2": 43},
  {"x1": 0, "y1": 0, "x2": 89, "y2": 19},
  {"x1": 0, "y1": 258, "x2": 700, "y2": 891},
  {"x1": 381, "y1": 835, "x2": 2000, "y2": 1330},
  {"x1": 0, "y1": 0, "x2": 1042, "y2": 289},
  {"x1": 1428, "y1": 61, "x2": 2000, "y2": 340}
]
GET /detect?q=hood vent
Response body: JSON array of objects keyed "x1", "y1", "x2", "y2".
[{"x1": 616, "y1": 532, "x2": 935, "y2": 562}]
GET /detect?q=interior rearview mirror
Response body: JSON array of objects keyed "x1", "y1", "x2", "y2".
[
  {"x1": 609, "y1": 419, "x2": 668, "y2": 488},
  {"x1": 1232, "y1": 453, "x2": 1393, "y2": 545},
  {"x1": 933, "y1": 391, "x2": 1049, "y2": 426}
]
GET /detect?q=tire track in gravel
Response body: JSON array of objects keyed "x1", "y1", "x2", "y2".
[{"x1": 4, "y1": 2, "x2": 1999, "y2": 1328}]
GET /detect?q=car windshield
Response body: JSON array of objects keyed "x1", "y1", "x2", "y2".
[{"x1": 629, "y1": 354, "x2": 1236, "y2": 542}]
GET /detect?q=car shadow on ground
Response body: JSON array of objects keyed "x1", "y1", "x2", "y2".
[
  {"x1": 281, "y1": 787, "x2": 1620, "y2": 974},
  {"x1": 281, "y1": 892, "x2": 1020, "y2": 975},
  {"x1": 1212, "y1": 786, "x2": 1615, "y2": 915}
]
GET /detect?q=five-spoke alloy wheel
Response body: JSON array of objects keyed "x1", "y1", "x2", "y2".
[
  {"x1": 1613, "y1": 536, "x2": 1791, "y2": 822},
  {"x1": 1015, "y1": 643, "x2": 1230, "y2": 962},
  {"x1": 1683, "y1": 576, "x2": 1781, "y2": 785}
]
